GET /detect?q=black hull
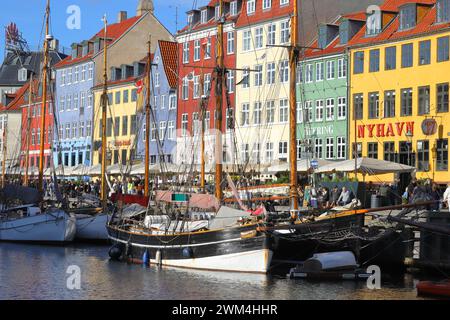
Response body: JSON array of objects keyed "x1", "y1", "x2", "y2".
[{"x1": 107, "y1": 223, "x2": 273, "y2": 273}]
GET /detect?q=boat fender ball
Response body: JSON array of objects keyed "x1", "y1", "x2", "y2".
[
  {"x1": 109, "y1": 244, "x2": 122, "y2": 260},
  {"x1": 142, "y1": 249, "x2": 150, "y2": 266},
  {"x1": 182, "y1": 247, "x2": 194, "y2": 258}
]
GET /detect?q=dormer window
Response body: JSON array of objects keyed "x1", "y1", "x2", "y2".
[
  {"x1": 399, "y1": 4, "x2": 416, "y2": 30},
  {"x1": 18, "y1": 68, "x2": 27, "y2": 82},
  {"x1": 263, "y1": 0, "x2": 272, "y2": 10},
  {"x1": 366, "y1": 10, "x2": 381, "y2": 36},
  {"x1": 437, "y1": 0, "x2": 450, "y2": 23},
  {"x1": 201, "y1": 9, "x2": 208, "y2": 24},
  {"x1": 230, "y1": 1, "x2": 238, "y2": 16},
  {"x1": 215, "y1": 6, "x2": 220, "y2": 20},
  {"x1": 247, "y1": 0, "x2": 256, "y2": 15},
  {"x1": 187, "y1": 13, "x2": 193, "y2": 26}
]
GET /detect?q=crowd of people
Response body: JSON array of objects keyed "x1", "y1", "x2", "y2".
[{"x1": 297, "y1": 185, "x2": 356, "y2": 210}]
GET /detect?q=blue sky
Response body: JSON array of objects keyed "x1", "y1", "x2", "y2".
[{"x1": 0, "y1": 0, "x2": 209, "y2": 59}]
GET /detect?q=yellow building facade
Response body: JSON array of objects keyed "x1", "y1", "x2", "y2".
[
  {"x1": 349, "y1": 27, "x2": 450, "y2": 183},
  {"x1": 92, "y1": 79, "x2": 141, "y2": 167}
]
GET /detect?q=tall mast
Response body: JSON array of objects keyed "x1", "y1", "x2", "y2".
[
  {"x1": 289, "y1": 0, "x2": 299, "y2": 210},
  {"x1": 24, "y1": 74, "x2": 33, "y2": 186},
  {"x1": 214, "y1": 0, "x2": 225, "y2": 202},
  {"x1": 1, "y1": 118, "x2": 7, "y2": 188},
  {"x1": 144, "y1": 36, "x2": 151, "y2": 198},
  {"x1": 37, "y1": 0, "x2": 50, "y2": 194},
  {"x1": 200, "y1": 73, "x2": 206, "y2": 191},
  {"x1": 100, "y1": 15, "x2": 108, "y2": 211}
]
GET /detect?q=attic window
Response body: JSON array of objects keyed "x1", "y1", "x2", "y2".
[
  {"x1": 437, "y1": 0, "x2": 450, "y2": 23},
  {"x1": 399, "y1": 4, "x2": 416, "y2": 30},
  {"x1": 18, "y1": 68, "x2": 27, "y2": 82},
  {"x1": 187, "y1": 14, "x2": 193, "y2": 26},
  {"x1": 201, "y1": 10, "x2": 207, "y2": 24},
  {"x1": 215, "y1": 6, "x2": 220, "y2": 20},
  {"x1": 230, "y1": 1, "x2": 238, "y2": 16},
  {"x1": 366, "y1": 10, "x2": 381, "y2": 36}
]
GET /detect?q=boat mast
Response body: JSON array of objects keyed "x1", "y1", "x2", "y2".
[
  {"x1": 1, "y1": 117, "x2": 7, "y2": 188},
  {"x1": 144, "y1": 36, "x2": 151, "y2": 198},
  {"x1": 37, "y1": 0, "x2": 50, "y2": 194},
  {"x1": 24, "y1": 74, "x2": 33, "y2": 186},
  {"x1": 289, "y1": 0, "x2": 299, "y2": 211},
  {"x1": 200, "y1": 67, "x2": 206, "y2": 191},
  {"x1": 214, "y1": 0, "x2": 225, "y2": 202},
  {"x1": 100, "y1": 15, "x2": 108, "y2": 211}
]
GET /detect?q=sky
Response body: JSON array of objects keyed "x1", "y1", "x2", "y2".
[{"x1": 0, "y1": 0, "x2": 210, "y2": 59}]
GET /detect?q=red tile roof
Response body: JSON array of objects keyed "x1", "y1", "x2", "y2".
[
  {"x1": 235, "y1": 0, "x2": 292, "y2": 28},
  {"x1": 347, "y1": 0, "x2": 448, "y2": 48},
  {"x1": 4, "y1": 82, "x2": 31, "y2": 111},
  {"x1": 92, "y1": 76, "x2": 140, "y2": 90},
  {"x1": 55, "y1": 15, "x2": 142, "y2": 68},
  {"x1": 158, "y1": 40, "x2": 178, "y2": 88}
]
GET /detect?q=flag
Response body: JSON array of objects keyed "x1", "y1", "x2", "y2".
[{"x1": 135, "y1": 75, "x2": 148, "y2": 112}]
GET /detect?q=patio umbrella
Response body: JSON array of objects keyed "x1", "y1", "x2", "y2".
[{"x1": 315, "y1": 157, "x2": 416, "y2": 175}]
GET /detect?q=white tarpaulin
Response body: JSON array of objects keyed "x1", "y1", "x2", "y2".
[{"x1": 315, "y1": 157, "x2": 416, "y2": 175}]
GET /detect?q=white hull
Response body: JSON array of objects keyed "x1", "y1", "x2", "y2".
[
  {"x1": 0, "y1": 210, "x2": 76, "y2": 242},
  {"x1": 151, "y1": 249, "x2": 273, "y2": 274},
  {"x1": 75, "y1": 213, "x2": 109, "y2": 240}
]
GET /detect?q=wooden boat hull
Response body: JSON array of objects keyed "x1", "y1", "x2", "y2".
[
  {"x1": 417, "y1": 280, "x2": 450, "y2": 298},
  {"x1": 107, "y1": 223, "x2": 273, "y2": 274},
  {"x1": 75, "y1": 212, "x2": 109, "y2": 241},
  {"x1": 0, "y1": 210, "x2": 76, "y2": 243}
]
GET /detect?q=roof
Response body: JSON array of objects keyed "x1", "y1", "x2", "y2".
[
  {"x1": 348, "y1": 0, "x2": 448, "y2": 48},
  {"x1": 92, "y1": 76, "x2": 139, "y2": 90},
  {"x1": 158, "y1": 40, "x2": 178, "y2": 88},
  {"x1": 235, "y1": 0, "x2": 292, "y2": 28},
  {"x1": 55, "y1": 15, "x2": 142, "y2": 69},
  {"x1": 0, "y1": 50, "x2": 66, "y2": 86},
  {"x1": 4, "y1": 81, "x2": 31, "y2": 111}
]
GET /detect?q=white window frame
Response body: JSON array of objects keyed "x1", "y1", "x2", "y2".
[
  {"x1": 337, "y1": 97, "x2": 346, "y2": 120},
  {"x1": 326, "y1": 60, "x2": 336, "y2": 80},
  {"x1": 315, "y1": 100, "x2": 324, "y2": 121},
  {"x1": 326, "y1": 98, "x2": 335, "y2": 121},
  {"x1": 279, "y1": 99, "x2": 288, "y2": 123}
]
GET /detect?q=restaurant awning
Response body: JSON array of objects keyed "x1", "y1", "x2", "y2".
[{"x1": 315, "y1": 157, "x2": 416, "y2": 175}]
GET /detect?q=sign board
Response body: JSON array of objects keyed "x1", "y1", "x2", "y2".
[
  {"x1": 311, "y1": 159, "x2": 319, "y2": 169},
  {"x1": 421, "y1": 119, "x2": 438, "y2": 136}
]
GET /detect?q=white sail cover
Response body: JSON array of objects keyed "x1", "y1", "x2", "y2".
[{"x1": 315, "y1": 157, "x2": 416, "y2": 175}]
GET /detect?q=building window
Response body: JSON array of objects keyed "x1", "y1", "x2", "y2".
[
  {"x1": 353, "y1": 51, "x2": 364, "y2": 74},
  {"x1": 194, "y1": 40, "x2": 200, "y2": 61},
  {"x1": 399, "y1": 4, "x2": 416, "y2": 30},
  {"x1": 181, "y1": 113, "x2": 188, "y2": 136},
  {"x1": 437, "y1": 0, "x2": 450, "y2": 23},
  {"x1": 384, "y1": 90, "x2": 396, "y2": 118},
  {"x1": 183, "y1": 42, "x2": 189, "y2": 64},
  {"x1": 204, "y1": 74, "x2": 211, "y2": 95},
  {"x1": 168, "y1": 121, "x2": 175, "y2": 140},
  {"x1": 242, "y1": 67, "x2": 250, "y2": 88},
  {"x1": 315, "y1": 62, "x2": 324, "y2": 81},
  {"x1": 280, "y1": 0, "x2": 289, "y2": 5},
  {"x1": 263, "y1": 0, "x2": 272, "y2": 10},
  {"x1": 123, "y1": 90, "x2": 129, "y2": 103},
  {"x1": 252, "y1": 143, "x2": 261, "y2": 164},
  {"x1": 267, "y1": 24, "x2": 276, "y2": 46},
  {"x1": 385, "y1": 46, "x2": 397, "y2": 70},
  {"x1": 254, "y1": 65, "x2": 263, "y2": 87},
  {"x1": 401, "y1": 88, "x2": 413, "y2": 116},
  {"x1": 337, "y1": 97, "x2": 346, "y2": 119},
  {"x1": 436, "y1": 139, "x2": 448, "y2": 171},
  {"x1": 241, "y1": 144, "x2": 249, "y2": 162},
  {"x1": 278, "y1": 141, "x2": 288, "y2": 160},
  {"x1": 326, "y1": 98, "x2": 334, "y2": 121},
  {"x1": 401, "y1": 43, "x2": 413, "y2": 68},
  {"x1": 279, "y1": 60, "x2": 289, "y2": 83},
  {"x1": 230, "y1": 1, "x2": 238, "y2": 16},
  {"x1": 266, "y1": 101, "x2": 275, "y2": 124},
  {"x1": 417, "y1": 140, "x2": 429, "y2": 171},
  {"x1": 247, "y1": 0, "x2": 255, "y2": 14},
  {"x1": 193, "y1": 75, "x2": 200, "y2": 98},
  {"x1": 204, "y1": 38, "x2": 211, "y2": 59},
  {"x1": 368, "y1": 92, "x2": 379, "y2": 119},
  {"x1": 253, "y1": 102, "x2": 262, "y2": 125},
  {"x1": 121, "y1": 116, "x2": 128, "y2": 136},
  {"x1": 326, "y1": 138, "x2": 334, "y2": 159},
  {"x1": 60, "y1": 96, "x2": 65, "y2": 112},
  {"x1": 353, "y1": 94, "x2": 363, "y2": 120},
  {"x1": 384, "y1": 142, "x2": 396, "y2": 162},
  {"x1": 243, "y1": 30, "x2": 251, "y2": 52},
  {"x1": 419, "y1": 40, "x2": 431, "y2": 65},
  {"x1": 182, "y1": 77, "x2": 189, "y2": 100},
  {"x1": 366, "y1": 10, "x2": 381, "y2": 35},
  {"x1": 73, "y1": 93, "x2": 78, "y2": 110},
  {"x1": 369, "y1": 49, "x2": 380, "y2": 72},
  {"x1": 315, "y1": 99, "x2": 324, "y2": 121},
  {"x1": 314, "y1": 138, "x2": 323, "y2": 159},
  {"x1": 337, "y1": 137, "x2": 346, "y2": 159},
  {"x1": 368, "y1": 142, "x2": 378, "y2": 159},
  {"x1": 115, "y1": 91, "x2": 121, "y2": 104},
  {"x1": 280, "y1": 21, "x2": 290, "y2": 44},
  {"x1": 418, "y1": 86, "x2": 430, "y2": 115},
  {"x1": 279, "y1": 99, "x2": 288, "y2": 122},
  {"x1": 437, "y1": 82, "x2": 449, "y2": 112},
  {"x1": 88, "y1": 63, "x2": 94, "y2": 79},
  {"x1": 267, "y1": 62, "x2": 276, "y2": 84},
  {"x1": 201, "y1": 10, "x2": 207, "y2": 24},
  {"x1": 305, "y1": 64, "x2": 313, "y2": 82},
  {"x1": 352, "y1": 142, "x2": 362, "y2": 158},
  {"x1": 326, "y1": 60, "x2": 335, "y2": 79},
  {"x1": 437, "y1": 36, "x2": 450, "y2": 62},
  {"x1": 265, "y1": 142, "x2": 273, "y2": 163},
  {"x1": 296, "y1": 62, "x2": 303, "y2": 83},
  {"x1": 169, "y1": 94, "x2": 176, "y2": 109},
  {"x1": 338, "y1": 58, "x2": 347, "y2": 78},
  {"x1": 241, "y1": 103, "x2": 249, "y2": 126},
  {"x1": 255, "y1": 27, "x2": 264, "y2": 49},
  {"x1": 399, "y1": 141, "x2": 415, "y2": 166},
  {"x1": 227, "y1": 32, "x2": 235, "y2": 54}
]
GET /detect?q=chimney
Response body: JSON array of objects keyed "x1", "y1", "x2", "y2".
[{"x1": 118, "y1": 11, "x2": 128, "y2": 23}]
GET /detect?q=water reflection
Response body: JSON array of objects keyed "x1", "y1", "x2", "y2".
[{"x1": 0, "y1": 243, "x2": 432, "y2": 300}]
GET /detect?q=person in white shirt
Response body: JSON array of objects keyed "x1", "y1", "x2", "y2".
[{"x1": 443, "y1": 183, "x2": 450, "y2": 212}]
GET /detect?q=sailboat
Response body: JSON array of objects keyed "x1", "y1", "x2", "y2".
[
  {"x1": 107, "y1": 0, "x2": 273, "y2": 273},
  {"x1": 0, "y1": 0, "x2": 76, "y2": 243}
]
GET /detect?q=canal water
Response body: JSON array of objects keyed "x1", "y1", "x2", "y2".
[{"x1": 0, "y1": 243, "x2": 434, "y2": 300}]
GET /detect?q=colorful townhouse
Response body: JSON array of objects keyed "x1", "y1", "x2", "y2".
[
  {"x1": 296, "y1": 13, "x2": 366, "y2": 162},
  {"x1": 234, "y1": 0, "x2": 382, "y2": 168},
  {"x1": 348, "y1": 0, "x2": 450, "y2": 183},
  {"x1": 136, "y1": 40, "x2": 178, "y2": 164},
  {"x1": 54, "y1": 0, "x2": 173, "y2": 169},
  {"x1": 175, "y1": 0, "x2": 238, "y2": 168},
  {"x1": 91, "y1": 59, "x2": 146, "y2": 167}
]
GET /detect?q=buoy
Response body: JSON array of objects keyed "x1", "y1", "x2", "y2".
[
  {"x1": 182, "y1": 247, "x2": 194, "y2": 258},
  {"x1": 142, "y1": 249, "x2": 150, "y2": 266},
  {"x1": 156, "y1": 250, "x2": 162, "y2": 268},
  {"x1": 108, "y1": 244, "x2": 122, "y2": 260}
]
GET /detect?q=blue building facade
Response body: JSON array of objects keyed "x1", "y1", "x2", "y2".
[
  {"x1": 137, "y1": 40, "x2": 178, "y2": 164},
  {"x1": 53, "y1": 43, "x2": 94, "y2": 168}
]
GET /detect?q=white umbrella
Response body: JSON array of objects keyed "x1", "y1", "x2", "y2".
[{"x1": 315, "y1": 157, "x2": 416, "y2": 175}]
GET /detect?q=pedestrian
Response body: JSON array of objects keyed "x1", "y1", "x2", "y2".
[
  {"x1": 337, "y1": 186, "x2": 352, "y2": 206},
  {"x1": 442, "y1": 183, "x2": 450, "y2": 212}
]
